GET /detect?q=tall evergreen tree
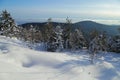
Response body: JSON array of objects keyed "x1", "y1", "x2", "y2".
[
  {"x1": 90, "y1": 29, "x2": 99, "y2": 40},
  {"x1": 43, "y1": 18, "x2": 56, "y2": 51},
  {"x1": 54, "y1": 25, "x2": 64, "y2": 51},
  {"x1": 63, "y1": 17, "x2": 72, "y2": 49},
  {"x1": 29, "y1": 25, "x2": 35, "y2": 44},
  {"x1": 43, "y1": 18, "x2": 54, "y2": 42},
  {"x1": 45, "y1": 25, "x2": 64, "y2": 52},
  {"x1": 0, "y1": 10, "x2": 17, "y2": 37},
  {"x1": 89, "y1": 32, "x2": 108, "y2": 63},
  {"x1": 109, "y1": 35, "x2": 120, "y2": 53},
  {"x1": 69, "y1": 28, "x2": 87, "y2": 50}
]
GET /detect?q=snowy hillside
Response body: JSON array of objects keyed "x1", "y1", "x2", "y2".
[{"x1": 0, "y1": 36, "x2": 120, "y2": 80}]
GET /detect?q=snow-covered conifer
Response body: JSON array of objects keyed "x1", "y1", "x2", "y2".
[
  {"x1": 54, "y1": 25, "x2": 64, "y2": 51},
  {"x1": 89, "y1": 33, "x2": 108, "y2": 63},
  {"x1": 63, "y1": 17, "x2": 72, "y2": 49},
  {"x1": 0, "y1": 10, "x2": 18, "y2": 37},
  {"x1": 109, "y1": 36, "x2": 120, "y2": 53},
  {"x1": 69, "y1": 28, "x2": 86, "y2": 50}
]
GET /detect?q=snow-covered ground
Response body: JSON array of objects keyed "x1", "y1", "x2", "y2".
[{"x1": 0, "y1": 36, "x2": 120, "y2": 80}]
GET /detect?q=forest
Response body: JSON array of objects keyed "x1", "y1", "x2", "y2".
[{"x1": 0, "y1": 10, "x2": 120, "y2": 54}]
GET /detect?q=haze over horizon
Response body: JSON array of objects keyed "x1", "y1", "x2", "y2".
[{"x1": 1, "y1": 0, "x2": 120, "y2": 25}]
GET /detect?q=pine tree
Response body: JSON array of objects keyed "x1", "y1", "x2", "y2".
[
  {"x1": 63, "y1": 17, "x2": 72, "y2": 49},
  {"x1": 43, "y1": 18, "x2": 54, "y2": 42},
  {"x1": 54, "y1": 25, "x2": 64, "y2": 51},
  {"x1": 89, "y1": 32, "x2": 108, "y2": 63},
  {"x1": 109, "y1": 36, "x2": 120, "y2": 53},
  {"x1": 34, "y1": 30, "x2": 43, "y2": 43},
  {"x1": 69, "y1": 28, "x2": 87, "y2": 50},
  {"x1": 46, "y1": 33, "x2": 56, "y2": 52},
  {"x1": 90, "y1": 29, "x2": 99, "y2": 40},
  {"x1": 16, "y1": 26, "x2": 25, "y2": 40},
  {"x1": 0, "y1": 10, "x2": 17, "y2": 37},
  {"x1": 28, "y1": 25, "x2": 35, "y2": 44},
  {"x1": 43, "y1": 18, "x2": 56, "y2": 51},
  {"x1": 46, "y1": 25, "x2": 64, "y2": 52},
  {"x1": 19, "y1": 27, "x2": 28, "y2": 41}
]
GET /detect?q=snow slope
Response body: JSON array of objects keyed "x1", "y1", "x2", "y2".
[{"x1": 0, "y1": 36, "x2": 120, "y2": 80}]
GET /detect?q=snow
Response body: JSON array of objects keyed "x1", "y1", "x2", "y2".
[{"x1": 0, "y1": 36, "x2": 120, "y2": 80}]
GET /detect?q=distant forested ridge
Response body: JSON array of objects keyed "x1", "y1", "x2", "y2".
[{"x1": 20, "y1": 21, "x2": 120, "y2": 37}]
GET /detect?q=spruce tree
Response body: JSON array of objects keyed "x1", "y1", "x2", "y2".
[
  {"x1": 0, "y1": 10, "x2": 17, "y2": 37},
  {"x1": 108, "y1": 28, "x2": 120, "y2": 53},
  {"x1": 90, "y1": 29, "x2": 99, "y2": 40},
  {"x1": 89, "y1": 31, "x2": 108, "y2": 63},
  {"x1": 63, "y1": 17, "x2": 72, "y2": 49},
  {"x1": 43, "y1": 18, "x2": 54, "y2": 42},
  {"x1": 43, "y1": 18, "x2": 56, "y2": 51},
  {"x1": 69, "y1": 28, "x2": 87, "y2": 50},
  {"x1": 54, "y1": 25, "x2": 64, "y2": 51}
]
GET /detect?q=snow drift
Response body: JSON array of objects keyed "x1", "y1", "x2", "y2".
[{"x1": 0, "y1": 36, "x2": 120, "y2": 80}]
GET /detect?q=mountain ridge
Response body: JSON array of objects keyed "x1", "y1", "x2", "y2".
[{"x1": 20, "y1": 20, "x2": 120, "y2": 37}]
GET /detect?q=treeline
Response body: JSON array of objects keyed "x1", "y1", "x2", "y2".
[{"x1": 0, "y1": 10, "x2": 120, "y2": 53}]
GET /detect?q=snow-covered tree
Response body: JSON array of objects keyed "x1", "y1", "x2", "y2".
[
  {"x1": 46, "y1": 25, "x2": 64, "y2": 52},
  {"x1": 19, "y1": 27, "x2": 28, "y2": 41},
  {"x1": 29, "y1": 25, "x2": 35, "y2": 44},
  {"x1": 46, "y1": 34, "x2": 56, "y2": 52},
  {"x1": 14, "y1": 26, "x2": 24, "y2": 40},
  {"x1": 43, "y1": 18, "x2": 54, "y2": 42},
  {"x1": 89, "y1": 33, "x2": 108, "y2": 63},
  {"x1": 69, "y1": 28, "x2": 87, "y2": 50},
  {"x1": 54, "y1": 25, "x2": 64, "y2": 51},
  {"x1": 0, "y1": 10, "x2": 17, "y2": 37},
  {"x1": 90, "y1": 29, "x2": 99, "y2": 40},
  {"x1": 34, "y1": 30, "x2": 43, "y2": 43},
  {"x1": 63, "y1": 17, "x2": 72, "y2": 49},
  {"x1": 43, "y1": 18, "x2": 57, "y2": 51},
  {"x1": 108, "y1": 35, "x2": 120, "y2": 53}
]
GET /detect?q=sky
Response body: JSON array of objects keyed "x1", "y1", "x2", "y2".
[{"x1": 0, "y1": 0, "x2": 120, "y2": 24}]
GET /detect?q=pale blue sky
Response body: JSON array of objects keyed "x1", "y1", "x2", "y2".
[{"x1": 0, "y1": 0, "x2": 120, "y2": 24}]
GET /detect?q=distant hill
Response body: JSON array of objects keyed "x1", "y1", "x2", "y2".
[
  {"x1": 20, "y1": 22, "x2": 65, "y2": 30},
  {"x1": 20, "y1": 21, "x2": 120, "y2": 37},
  {"x1": 73, "y1": 21, "x2": 120, "y2": 36}
]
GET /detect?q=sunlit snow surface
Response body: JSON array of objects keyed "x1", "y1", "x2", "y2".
[{"x1": 0, "y1": 36, "x2": 120, "y2": 80}]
